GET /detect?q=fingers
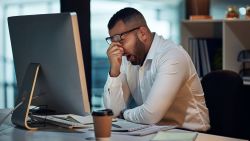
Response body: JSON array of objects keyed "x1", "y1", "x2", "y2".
[
  {"x1": 107, "y1": 42, "x2": 124, "y2": 56},
  {"x1": 109, "y1": 47, "x2": 124, "y2": 56},
  {"x1": 107, "y1": 43, "x2": 123, "y2": 77},
  {"x1": 110, "y1": 50, "x2": 124, "y2": 56}
]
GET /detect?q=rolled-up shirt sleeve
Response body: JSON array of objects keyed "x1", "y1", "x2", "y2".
[{"x1": 123, "y1": 52, "x2": 188, "y2": 124}]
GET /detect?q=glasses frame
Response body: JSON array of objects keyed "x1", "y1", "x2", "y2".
[{"x1": 105, "y1": 26, "x2": 140, "y2": 44}]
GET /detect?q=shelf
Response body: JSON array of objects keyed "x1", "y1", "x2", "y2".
[
  {"x1": 182, "y1": 19, "x2": 223, "y2": 23},
  {"x1": 181, "y1": 20, "x2": 222, "y2": 52},
  {"x1": 223, "y1": 20, "x2": 250, "y2": 72},
  {"x1": 181, "y1": 20, "x2": 250, "y2": 74},
  {"x1": 182, "y1": 19, "x2": 250, "y2": 23}
]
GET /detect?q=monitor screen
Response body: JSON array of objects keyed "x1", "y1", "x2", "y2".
[{"x1": 8, "y1": 13, "x2": 90, "y2": 116}]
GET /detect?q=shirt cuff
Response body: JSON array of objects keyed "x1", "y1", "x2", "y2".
[
  {"x1": 123, "y1": 109, "x2": 129, "y2": 121},
  {"x1": 106, "y1": 73, "x2": 124, "y2": 87}
]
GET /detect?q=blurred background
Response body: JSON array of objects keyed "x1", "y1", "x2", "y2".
[{"x1": 0, "y1": 0, "x2": 249, "y2": 110}]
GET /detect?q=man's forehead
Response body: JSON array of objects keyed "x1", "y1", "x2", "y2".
[
  {"x1": 109, "y1": 20, "x2": 127, "y2": 36},
  {"x1": 109, "y1": 20, "x2": 138, "y2": 36}
]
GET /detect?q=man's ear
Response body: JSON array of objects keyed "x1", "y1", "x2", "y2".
[{"x1": 137, "y1": 27, "x2": 147, "y2": 41}]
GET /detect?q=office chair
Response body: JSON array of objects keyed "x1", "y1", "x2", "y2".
[{"x1": 201, "y1": 70, "x2": 248, "y2": 139}]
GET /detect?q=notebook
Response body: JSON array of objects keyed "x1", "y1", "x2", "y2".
[{"x1": 151, "y1": 131, "x2": 198, "y2": 141}]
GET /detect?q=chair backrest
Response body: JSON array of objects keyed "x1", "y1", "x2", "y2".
[{"x1": 201, "y1": 70, "x2": 247, "y2": 139}]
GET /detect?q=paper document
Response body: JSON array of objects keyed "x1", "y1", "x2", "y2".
[
  {"x1": 114, "y1": 125, "x2": 176, "y2": 136},
  {"x1": 31, "y1": 114, "x2": 94, "y2": 129},
  {"x1": 53, "y1": 114, "x2": 93, "y2": 124},
  {"x1": 111, "y1": 119, "x2": 176, "y2": 136},
  {"x1": 31, "y1": 114, "x2": 117, "y2": 129},
  {"x1": 151, "y1": 131, "x2": 198, "y2": 141},
  {"x1": 112, "y1": 125, "x2": 175, "y2": 136},
  {"x1": 111, "y1": 119, "x2": 152, "y2": 132},
  {"x1": 31, "y1": 115, "x2": 88, "y2": 128}
]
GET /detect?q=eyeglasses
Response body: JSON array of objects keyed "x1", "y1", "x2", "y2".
[{"x1": 105, "y1": 27, "x2": 140, "y2": 44}]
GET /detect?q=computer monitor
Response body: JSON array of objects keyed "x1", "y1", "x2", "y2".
[{"x1": 8, "y1": 13, "x2": 90, "y2": 129}]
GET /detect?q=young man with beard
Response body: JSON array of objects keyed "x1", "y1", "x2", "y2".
[{"x1": 103, "y1": 7, "x2": 210, "y2": 131}]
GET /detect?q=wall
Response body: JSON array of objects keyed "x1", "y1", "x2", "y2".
[{"x1": 211, "y1": 0, "x2": 250, "y2": 19}]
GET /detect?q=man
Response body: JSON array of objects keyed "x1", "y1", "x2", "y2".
[{"x1": 103, "y1": 7, "x2": 210, "y2": 131}]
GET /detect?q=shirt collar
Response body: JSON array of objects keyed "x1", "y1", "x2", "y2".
[{"x1": 144, "y1": 33, "x2": 159, "y2": 61}]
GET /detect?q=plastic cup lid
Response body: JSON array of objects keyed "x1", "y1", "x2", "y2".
[{"x1": 92, "y1": 109, "x2": 114, "y2": 116}]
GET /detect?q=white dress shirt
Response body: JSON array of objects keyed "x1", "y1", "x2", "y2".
[{"x1": 103, "y1": 34, "x2": 210, "y2": 131}]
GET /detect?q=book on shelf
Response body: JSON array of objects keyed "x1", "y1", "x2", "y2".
[
  {"x1": 238, "y1": 50, "x2": 250, "y2": 62},
  {"x1": 189, "y1": 15, "x2": 212, "y2": 20},
  {"x1": 194, "y1": 39, "x2": 201, "y2": 77},
  {"x1": 203, "y1": 39, "x2": 211, "y2": 73},
  {"x1": 242, "y1": 76, "x2": 250, "y2": 81},
  {"x1": 187, "y1": 38, "x2": 222, "y2": 77},
  {"x1": 199, "y1": 39, "x2": 208, "y2": 76}
]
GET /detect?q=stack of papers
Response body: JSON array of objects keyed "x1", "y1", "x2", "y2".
[
  {"x1": 53, "y1": 114, "x2": 93, "y2": 124},
  {"x1": 31, "y1": 114, "x2": 93, "y2": 128},
  {"x1": 31, "y1": 114, "x2": 117, "y2": 129}
]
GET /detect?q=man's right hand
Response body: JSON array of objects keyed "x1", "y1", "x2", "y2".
[{"x1": 106, "y1": 42, "x2": 124, "y2": 77}]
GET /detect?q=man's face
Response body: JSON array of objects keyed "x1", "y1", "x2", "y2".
[{"x1": 109, "y1": 20, "x2": 146, "y2": 65}]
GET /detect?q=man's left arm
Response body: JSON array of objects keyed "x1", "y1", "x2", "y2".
[{"x1": 123, "y1": 53, "x2": 188, "y2": 124}]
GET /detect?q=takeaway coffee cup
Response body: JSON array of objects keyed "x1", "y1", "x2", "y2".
[{"x1": 92, "y1": 109, "x2": 113, "y2": 140}]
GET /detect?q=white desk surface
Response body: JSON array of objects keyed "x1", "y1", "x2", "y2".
[{"x1": 0, "y1": 109, "x2": 247, "y2": 141}]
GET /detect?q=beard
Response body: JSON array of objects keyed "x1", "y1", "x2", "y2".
[{"x1": 129, "y1": 37, "x2": 145, "y2": 66}]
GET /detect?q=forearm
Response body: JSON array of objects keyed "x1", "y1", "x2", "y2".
[
  {"x1": 123, "y1": 104, "x2": 163, "y2": 124},
  {"x1": 123, "y1": 91, "x2": 174, "y2": 124},
  {"x1": 103, "y1": 73, "x2": 130, "y2": 117}
]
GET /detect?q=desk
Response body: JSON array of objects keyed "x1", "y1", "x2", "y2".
[{"x1": 0, "y1": 109, "x2": 247, "y2": 141}]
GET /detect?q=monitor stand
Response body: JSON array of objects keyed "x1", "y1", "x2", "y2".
[{"x1": 11, "y1": 63, "x2": 40, "y2": 130}]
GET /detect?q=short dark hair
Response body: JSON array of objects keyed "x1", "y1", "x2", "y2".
[{"x1": 108, "y1": 7, "x2": 145, "y2": 30}]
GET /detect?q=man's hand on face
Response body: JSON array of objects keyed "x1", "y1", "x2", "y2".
[{"x1": 107, "y1": 42, "x2": 124, "y2": 77}]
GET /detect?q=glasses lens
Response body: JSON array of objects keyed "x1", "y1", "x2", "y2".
[
  {"x1": 112, "y1": 35, "x2": 121, "y2": 42},
  {"x1": 105, "y1": 37, "x2": 112, "y2": 44},
  {"x1": 105, "y1": 35, "x2": 122, "y2": 44}
]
